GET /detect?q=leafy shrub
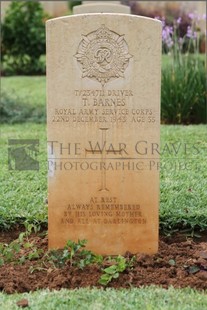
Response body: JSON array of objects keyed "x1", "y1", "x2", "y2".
[
  {"x1": 1, "y1": 1, "x2": 48, "y2": 75},
  {"x1": 2, "y1": 55, "x2": 46, "y2": 76},
  {"x1": 0, "y1": 92, "x2": 46, "y2": 123}
]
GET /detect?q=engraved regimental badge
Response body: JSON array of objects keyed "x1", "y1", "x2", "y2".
[{"x1": 75, "y1": 25, "x2": 132, "y2": 86}]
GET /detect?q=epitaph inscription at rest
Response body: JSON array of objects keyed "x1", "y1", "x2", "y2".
[{"x1": 46, "y1": 14, "x2": 162, "y2": 255}]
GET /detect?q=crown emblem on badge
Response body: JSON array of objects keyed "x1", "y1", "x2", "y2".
[{"x1": 75, "y1": 25, "x2": 132, "y2": 87}]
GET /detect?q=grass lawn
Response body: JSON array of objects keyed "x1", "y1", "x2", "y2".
[
  {"x1": 160, "y1": 125, "x2": 207, "y2": 233},
  {"x1": 0, "y1": 287, "x2": 207, "y2": 310},
  {"x1": 0, "y1": 123, "x2": 47, "y2": 228},
  {"x1": 1, "y1": 76, "x2": 46, "y2": 108}
]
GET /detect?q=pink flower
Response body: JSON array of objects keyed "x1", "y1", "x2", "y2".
[
  {"x1": 186, "y1": 26, "x2": 197, "y2": 39},
  {"x1": 177, "y1": 17, "x2": 182, "y2": 24},
  {"x1": 188, "y1": 13, "x2": 195, "y2": 20}
]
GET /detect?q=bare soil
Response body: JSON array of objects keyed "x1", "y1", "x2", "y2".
[{"x1": 0, "y1": 230, "x2": 207, "y2": 294}]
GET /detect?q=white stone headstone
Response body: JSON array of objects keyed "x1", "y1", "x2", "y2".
[{"x1": 46, "y1": 13, "x2": 161, "y2": 255}]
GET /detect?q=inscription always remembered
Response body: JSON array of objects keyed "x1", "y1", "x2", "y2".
[{"x1": 61, "y1": 197, "x2": 147, "y2": 225}]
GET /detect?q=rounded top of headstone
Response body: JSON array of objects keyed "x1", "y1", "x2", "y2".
[{"x1": 73, "y1": 3, "x2": 131, "y2": 15}]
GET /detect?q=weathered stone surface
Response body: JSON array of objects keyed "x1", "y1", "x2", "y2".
[{"x1": 46, "y1": 14, "x2": 161, "y2": 255}]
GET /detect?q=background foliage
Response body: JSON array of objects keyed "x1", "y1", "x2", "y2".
[
  {"x1": 161, "y1": 56, "x2": 206, "y2": 124},
  {"x1": 0, "y1": 91, "x2": 46, "y2": 124},
  {"x1": 1, "y1": 1, "x2": 48, "y2": 75},
  {"x1": 68, "y1": 0, "x2": 82, "y2": 11}
]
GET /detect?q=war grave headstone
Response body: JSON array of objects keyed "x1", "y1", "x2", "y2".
[{"x1": 46, "y1": 4, "x2": 161, "y2": 254}]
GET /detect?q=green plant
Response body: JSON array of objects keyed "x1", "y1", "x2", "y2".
[
  {"x1": 160, "y1": 14, "x2": 206, "y2": 124},
  {"x1": 1, "y1": 1, "x2": 48, "y2": 75},
  {"x1": 0, "y1": 241, "x2": 21, "y2": 266},
  {"x1": 49, "y1": 239, "x2": 103, "y2": 268},
  {"x1": 0, "y1": 224, "x2": 43, "y2": 266},
  {"x1": 161, "y1": 56, "x2": 206, "y2": 124},
  {"x1": 18, "y1": 223, "x2": 41, "y2": 243},
  {"x1": 99, "y1": 255, "x2": 134, "y2": 286}
]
